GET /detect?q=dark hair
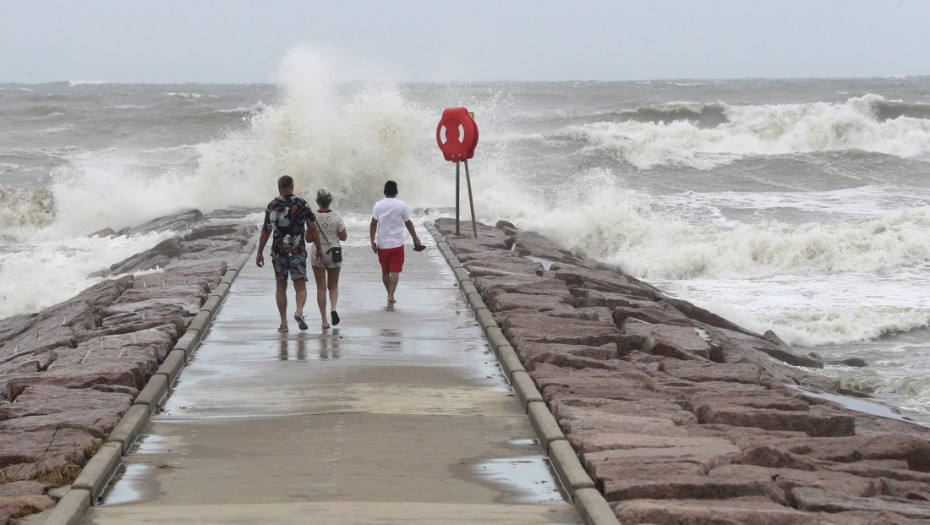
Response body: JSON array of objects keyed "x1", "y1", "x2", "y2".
[
  {"x1": 316, "y1": 188, "x2": 333, "y2": 207},
  {"x1": 384, "y1": 180, "x2": 398, "y2": 197},
  {"x1": 277, "y1": 175, "x2": 294, "y2": 190}
]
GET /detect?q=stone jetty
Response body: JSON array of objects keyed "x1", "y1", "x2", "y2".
[
  {"x1": 433, "y1": 217, "x2": 930, "y2": 524},
  {"x1": 0, "y1": 209, "x2": 255, "y2": 524}
]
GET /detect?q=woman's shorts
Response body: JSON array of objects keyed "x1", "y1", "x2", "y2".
[
  {"x1": 311, "y1": 248, "x2": 342, "y2": 269},
  {"x1": 377, "y1": 245, "x2": 404, "y2": 274}
]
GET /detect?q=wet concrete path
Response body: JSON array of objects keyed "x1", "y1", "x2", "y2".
[{"x1": 82, "y1": 222, "x2": 582, "y2": 524}]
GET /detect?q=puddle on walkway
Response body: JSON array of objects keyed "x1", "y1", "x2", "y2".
[
  {"x1": 97, "y1": 463, "x2": 160, "y2": 506},
  {"x1": 470, "y1": 439, "x2": 571, "y2": 505},
  {"x1": 472, "y1": 454, "x2": 570, "y2": 505}
]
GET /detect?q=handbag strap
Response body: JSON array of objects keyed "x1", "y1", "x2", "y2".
[{"x1": 314, "y1": 212, "x2": 333, "y2": 246}]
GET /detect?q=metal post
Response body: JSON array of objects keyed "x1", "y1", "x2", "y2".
[
  {"x1": 455, "y1": 161, "x2": 461, "y2": 236},
  {"x1": 463, "y1": 160, "x2": 478, "y2": 238}
]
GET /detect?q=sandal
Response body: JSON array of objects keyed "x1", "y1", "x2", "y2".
[{"x1": 277, "y1": 325, "x2": 289, "y2": 333}]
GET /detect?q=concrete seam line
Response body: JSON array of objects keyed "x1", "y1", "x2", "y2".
[
  {"x1": 107, "y1": 404, "x2": 150, "y2": 455},
  {"x1": 209, "y1": 281, "x2": 231, "y2": 299},
  {"x1": 549, "y1": 439, "x2": 596, "y2": 491},
  {"x1": 527, "y1": 400, "x2": 566, "y2": 451},
  {"x1": 459, "y1": 279, "x2": 478, "y2": 295},
  {"x1": 452, "y1": 267, "x2": 471, "y2": 284},
  {"x1": 496, "y1": 344, "x2": 526, "y2": 380},
  {"x1": 172, "y1": 328, "x2": 198, "y2": 351},
  {"x1": 41, "y1": 487, "x2": 91, "y2": 525},
  {"x1": 133, "y1": 373, "x2": 168, "y2": 412},
  {"x1": 465, "y1": 291, "x2": 486, "y2": 313},
  {"x1": 231, "y1": 254, "x2": 250, "y2": 272},
  {"x1": 573, "y1": 487, "x2": 621, "y2": 525},
  {"x1": 485, "y1": 327, "x2": 510, "y2": 354},
  {"x1": 510, "y1": 370, "x2": 543, "y2": 411},
  {"x1": 201, "y1": 295, "x2": 222, "y2": 314},
  {"x1": 155, "y1": 349, "x2": 187, "y2": 385},
  {"x1": 71, "y1": 442, "x2": 122, "y2": 504},
  {"x1": 475, "y1": 308, "x2": 498, "y2": 337},
  {"x1": 187, "y1": 309, "x2": 213, "y2": 333}
]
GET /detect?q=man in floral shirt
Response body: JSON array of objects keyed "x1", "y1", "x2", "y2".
[{"x1": 256, "y1": 175, "x2": 324, "y2": 332}]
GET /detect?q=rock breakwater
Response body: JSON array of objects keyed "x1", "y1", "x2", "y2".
[
  {"x1": 434, "y1": 217, "x2": 930, "y2": 524},
  {"x1": 0, "y1": 209, "x2": 256, "y2": 524}
]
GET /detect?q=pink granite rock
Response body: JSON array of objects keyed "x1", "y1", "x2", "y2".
[
  {"x1": 0, "y1": 427, "x2": 99, "y2": 481},
  {"x1": 640, "y1": 324, "x2": 713, "y2": 361},
  {"x1": 511, "y1": 230, "x2": 581, "y2": 264},
  {"x1": 613, "y1": 303, "x2": 693, "y2": 327},
  {"x1": 658, "y1": 359, "x2": 762, "y2": 384},
  {"x1": 792, "y1": 486, "x2": 930, "y2": 519},
  {"x1": 0, "y1": 211, "x2": 255, "y2": 515},
  {"x1": 503, "y1": 312, "x2": 624, "y2": 348},
  {"x1": 788, "y1": 434, "x2": 930, "y2": 472},
  {"x1": 515, "y1": 342, "x2": 618, "y2": 371},
  {"x1": 0, "y1": 493, "x2": 55, "y2": 524},
  {"x1": 434, "y1": 218, "x2": 930, "y2": 523},
  {"x1": 612, "y1": 497, "x2": 821, "y2": 525},
  {"x1": 552, "y1": 266, "x2": 660, "y2": 300}
]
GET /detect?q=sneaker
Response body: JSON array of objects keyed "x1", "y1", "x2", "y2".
[
  {"x1": 331, "y1": 311, "x2": 340, "y2": 326},
  {"x1": 277, "y1": 325, "x2": 289, "y2": 333},
  {"x1": 294, "y1": 311, "x2": 308, "y2": 331}
]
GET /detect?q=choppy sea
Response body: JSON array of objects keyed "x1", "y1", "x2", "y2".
[{"x1": 3, "y1": 56, "x2": 930, "y2": 424}]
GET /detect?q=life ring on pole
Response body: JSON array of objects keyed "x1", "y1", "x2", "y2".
[{"x1": 436, "y1": 107, "x2": 478, "y2": 161}]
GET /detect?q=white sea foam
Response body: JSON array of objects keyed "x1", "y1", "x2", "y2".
[
  {"x1": 0, "y1": 232, "x2": 173, "y2": 319},
  {"x1": 523, "y1": 191, "x2": 930, "y2": 281},
  {"x1": 652, "y1": 272, "x2": 930, "y2": 347},
  {"x1": 564, "y1": 94, "x2": 930, "y2": 169},
  {"x1": 0, "y1": 47, "x2": 448, "y2": 243},
  {"x1": 68, "y1": 80, "x2": 108, "y2": 86}
]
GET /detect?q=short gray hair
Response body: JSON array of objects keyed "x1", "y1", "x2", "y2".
[{"x1": 316, "y1": 188, "x2": 333, "y2": 207}]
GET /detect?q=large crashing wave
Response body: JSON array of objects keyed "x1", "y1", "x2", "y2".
[
  {"x1": 4, "y1": 48, "x2": 444, "y2": 241},
  {"x1": 561, "y1": 94, "x2": 930, "y2": 169}
]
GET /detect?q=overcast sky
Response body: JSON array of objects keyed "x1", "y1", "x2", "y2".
[{"x1": 2, "y1": 0, "x2": 928, "y2": 84}]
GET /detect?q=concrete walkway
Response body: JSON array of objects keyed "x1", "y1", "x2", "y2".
[{"x1": 80, "y1": 222, "x2": 583, "y2": 524}]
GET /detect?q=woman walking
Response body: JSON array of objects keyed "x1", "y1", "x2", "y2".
[{"x1": 311, "y1": 188, "x2": 347, "y2": 329}]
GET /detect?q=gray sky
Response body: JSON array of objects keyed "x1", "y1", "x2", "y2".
[{"x1": 2, "y1": 0, "x2": 928, "y2": 83}]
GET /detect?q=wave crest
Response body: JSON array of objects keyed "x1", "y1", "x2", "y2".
[{"x1": 564, "y1": 95, "x2": 930, "y2": 169}]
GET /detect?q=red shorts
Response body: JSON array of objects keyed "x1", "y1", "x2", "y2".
[{"x1": 378, "y1": 246, "x2": 405, "y2": 274}]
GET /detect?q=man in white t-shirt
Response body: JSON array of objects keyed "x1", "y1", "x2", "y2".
[{"x1": 369, "y1": 180, "x2": 422, "y2": 303}]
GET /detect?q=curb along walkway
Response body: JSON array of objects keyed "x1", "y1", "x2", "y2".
[{"x1": 64, "y1": 221, "x2": 586, "y2": 525}]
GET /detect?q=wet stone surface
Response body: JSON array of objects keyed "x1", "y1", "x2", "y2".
[
  {"x1": 436, "y1": 217, "x2": 930, "y2": 525},
  {"x1": 0, "y1": 209, "x2": 255, "y2": 523}
]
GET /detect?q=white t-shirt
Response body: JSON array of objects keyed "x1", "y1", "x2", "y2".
[
  {"x1": 372, "y1": 197, "x2": 411, "y2": 250},
  {"x1": 314, "y1": 210, "x2": 345, "y2": 251}
]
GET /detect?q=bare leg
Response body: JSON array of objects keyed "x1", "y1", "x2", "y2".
[
  {"x1": 385, "y1": 271, "x2": 399, "y2": 303},
  {"x1": 294, "y1": 278, "x2": 307, "y2": 315},
  {"x1": 312, "y1": 266, "x2": 329, "y2": 328},
  {"x1": 275, "y1": 278, "x2": 288, "y2": 326},
  {"x1": 327, "y1": 267, "x2": 341, "y2": 312}
]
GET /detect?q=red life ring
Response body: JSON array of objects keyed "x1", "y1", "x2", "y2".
[{"x1": 436, "y1": 107, "x2": 478, "y2": 161}]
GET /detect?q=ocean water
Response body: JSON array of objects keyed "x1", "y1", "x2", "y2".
[{"x1": 3, "y1": 56, "x2": 930, "y2": 424}]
